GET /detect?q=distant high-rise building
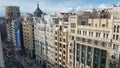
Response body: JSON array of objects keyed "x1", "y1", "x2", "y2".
[
  {"x1": 0, "y1": 17, "x2": 6, "y2": 40},
  {"x1": 5, "y1": 6, "x2": 20, "y2": 42},
  {"x1": 0, "y1": 32, "x2": 4, "y2": 68}
]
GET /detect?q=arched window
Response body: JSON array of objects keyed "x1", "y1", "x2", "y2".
[
  {"x1": 117, "y1": 25, "x2": 119, "y2": 33},
  {"x1": 113, "y1": 25, "x2": 116, "y2": 32}
]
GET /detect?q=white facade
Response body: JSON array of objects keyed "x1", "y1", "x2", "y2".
[
  {"x1": 34, "y1": 15, "x2": 59, "y2": 68},
  {"x1": 34, "y1": 16, "x2": 47, "y2": 64},
  {"x1": 44, "y1": 15, "x2": 59, "y2": 68}
]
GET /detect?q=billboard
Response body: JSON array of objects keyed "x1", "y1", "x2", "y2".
[{"x1": 14, "y1": 20, "x2": 22, "y2": 47}]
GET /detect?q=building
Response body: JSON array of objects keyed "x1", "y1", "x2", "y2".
[
  {"x1": 68, "y1": 11, "x2": 91, "y2": 68},
  {"x1": 34, "y1": 4, "x2": 43, "y2": 17},
  {"x1": 44, "y1": 15, "x2": 59, "y2": 68},
  {"x1": 11, "y1": 19, "x2": 23, "y2": 50},
  {"x1": 110, "y1": 5, "x2": 120, "y2": 68},
  {"x1": 0, "y1": 32, "x2": 5, "y2": 68},
  {"x1": 11, "y1": 20, "x2": 16, "y2": 46},
  {"x1": 55, "y1": 13, "x2": 72, "y2": 22},
  {"x1": 0, "y1": 17, "x2": 6, "y2": 40},
  {"x1": 54, "y1": 20, "x2": 69, "y2": 68},
  {"x1": 34, "y1": 16, "x2": 47, "y2": 66},
  {"x1": 33, "y1": 4, "x2": 47, "y2": 66},
  {"x1": 5, "y1": 6, "x2": 20, "y2": 42},
  {"x1": 68, "y1": 7, "x2": 120, "y2": 68},
  {"x1": 22, "y1": 14, "x2": 35, "y2": 58}
]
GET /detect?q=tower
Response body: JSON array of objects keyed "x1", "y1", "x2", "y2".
[{"x1": 5, "y1": 6, "x2": 20, "y2": 42}]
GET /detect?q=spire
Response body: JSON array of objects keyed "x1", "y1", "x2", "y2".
[
  {"x1": 37, "y1": 4, "x2": 39, "y2": 8},
  {"x1": 34, "y1": 3, "x2": 43, "y2": 17}
]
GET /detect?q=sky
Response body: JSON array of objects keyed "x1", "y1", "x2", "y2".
[{"x1": 0, "y1": 0, "x2": 120, "y2": 16}]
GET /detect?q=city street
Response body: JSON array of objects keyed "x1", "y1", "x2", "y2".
[
  {"x1": 5, "y1": 57, "x2": 24, "y2": 68},
  {"x1": 2, "y1": 39, "x2": 43, "y2": 68},
  {"x1": 2, "y1": 40, "x2": 24, "y2": 68}
]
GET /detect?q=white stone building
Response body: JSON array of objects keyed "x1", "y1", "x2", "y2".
[
  {"x1": 44, "y1": 15, "x2": 59, "y2": 68},
  {"x1": 34, "y1": 16, "x2": 47, "y2": 65}
]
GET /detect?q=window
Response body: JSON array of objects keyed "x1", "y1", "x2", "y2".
[
  {"x1": 89, "y1": 31, "x2": 93, "y2": 36},
  {"x1": 76, "y1": 56, "x2": 79, "y2": 61},
  {"x1": 77, "y1": 30, "x2": 81, "y2": 34},
  {"x1": 63, "y1": 45, "x2": 65, "y2": 48},
  {"x1": 63, "y1": 39, "x2": 65, "y2": 42},
  {"x1": 55, "y1": 37, "x2": 57, "y2": 40},
  {"x1": 106, "y1": 34, "x2": 108, "y2": 39},
  {"x1": 71, "y1": 23, "x2": 76, "y2": 28},
  {"x1": 113, "y1": 34, "x2": 115, "y2": 40},
  {"x1": 70, "y1": 55, "x2": 72, "y2": 59},
  {"x1": 55, "y1": 42, "x2": 57, "y2": 45},
  {"x1": 117, "y1": 26, "x2": 119, "y2": 33},
  {"x1": 69, "y1": 49, "x2": 72, "y2": 53},
  {"x1": 77, "y1": 50, "x2": 80, "y2": 55},
  {"x1": 71, "y1": 36, "x2": 74, "y2": 40},
  {"x1": 95, "y1": 24, "x2": 97, "y2": 27},
  {"x1": 83, "y1": 31, "x2": 87, "y2": 36},
  {"x1": 77, "y1": 43, "x2": 80, "y2": 50},
  {"x1": 114, "y1": 25, "x2": 116, "y2": 32},
  {"x1": 102, "y1": 42, "x2": 107, "y2": 48},
  {"x1": 60, "y1": 38, "x2": 62, "y2": 41},
  {"x1": 63, "y1": 51, "x2": 65, "y2": 54},
  {"x1": 60, "y1": 43, "x2": 62, "y2": 47},
  {"x1": 92, "y1": 32, "x2": 93, "y2": 36},
  {"x1": 102, "y1": 24, "x2": 106, "y2": 27},
  {"x1": 71, "y1": 29, "x2": 75, "y2": 33},
  {"x1": 88, "y1": 39, "x2": 92, "y2": 44},
  {"x1": 55, "y1": 31, "x2": 57, "y2": 34},
  {"x1": 113, "y1": 44, "x2": 119, "y2": 51},
  {"x1": 60, "y1": 26, "x2": 62, "y2": 30},
  {"x1": 103, "y1": 33, "x2": 105, "y2": 38},
  {"x1": 116, "y1": 35, "x2": 119, "y2": 40},
  {"x1": 95, "y1": 41, "x2": 99, "y2": 46},
  {"x1": 76, "y1": 37, "x2": 80, "y2": 41},
  {"x1": 55, "y1": 58, "x2": 57, "y2": 61},
  {"x1": 82, "y1": 38, "x2": 85, "y2": 43},
  {"x1": 103, "y1": 33, "x2": 108, "y2": 39},
  {"x1": 81, "y1": 21, "x2": 85, "y2": 25},
  {"x1": 96, "y1": 32, "x2": 100, "y2": 37}
]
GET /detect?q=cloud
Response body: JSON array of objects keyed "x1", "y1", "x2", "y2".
[
  {"x1": 0, "y1": 0, "x2": 119, "y2": 16},
  {"x1": 98, "y1": 4, "x2": 112, "y2": 9}
]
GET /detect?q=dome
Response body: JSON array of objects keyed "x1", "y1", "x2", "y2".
[{"x1": 34, "y1": 4, "x2": 43, "y2": 17}]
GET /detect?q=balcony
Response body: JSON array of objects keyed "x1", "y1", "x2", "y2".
[{"x1": 77, "y1": 25, "x2": 110, "y2": 31}]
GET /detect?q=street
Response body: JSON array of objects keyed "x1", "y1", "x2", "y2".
[
  {"x1": 2, "y1": 39, "x2": 43, "y2": 68},
  {"x1": 2, "y1": 40, "x2": 24, "y2": 68},
  {"x1": 5, "y1": 57, "x2": 24, "y2": 68}
]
